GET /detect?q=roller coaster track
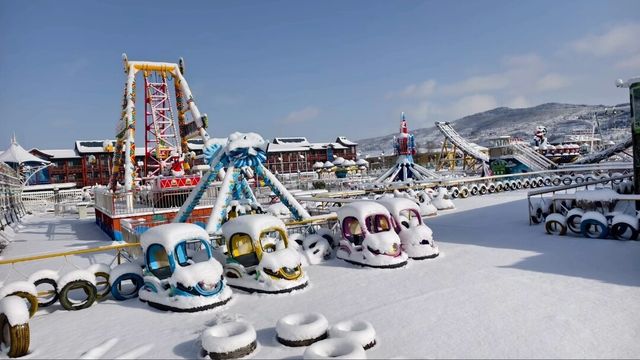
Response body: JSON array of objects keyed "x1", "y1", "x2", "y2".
[
  {"x1": 435, "y1": 122, "x2": 489, "y2": 163},
  {"x1": 572, "y1": 136, "x2": 633, "y2": 165},
  {"x1": 510, "y1": 143, "x2": 558, "y2": 170}
]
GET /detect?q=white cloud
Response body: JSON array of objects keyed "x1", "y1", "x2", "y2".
[
  {"x1": 279, "y1": 106, "x2": 320, "y2": 124},
  {"x1": 535, "y1": 73, "x2": 571, "y2": 91},
  {"x1": 616, "y1": 53, "x2": 640, "y2": 70},
  {"x1": 502, "y1": 53, "x2": 545, "y2": 70},
  {"x1": 507, "y1": 96, "x2": 530, "y2": 108},
  {"x1": 572, "y1": 23, "x2": 640, "y2": 57},
  {"x1": 450, "y1": 94, "x2": 498, "y2": 119},
  {"x1": 441, "y1": 73, "x2": 510, "y2": 96},
  {"x1": 387, "y1": 79, "x2": 437, "y2": 99}
]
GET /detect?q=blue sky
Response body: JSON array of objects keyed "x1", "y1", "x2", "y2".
[{"x1": 1, "y1": 0, "x2": 639, "y2": 150}]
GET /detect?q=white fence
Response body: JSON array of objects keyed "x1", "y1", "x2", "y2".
[{"x1": 21, "y1": 189, "x2": 86, "y2": 213}]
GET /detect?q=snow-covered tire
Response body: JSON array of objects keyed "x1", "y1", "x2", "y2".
[
  {"x1": 87, "y1": 264, "x2": 111, "y2": 301},
  {"x1": 6, "y1": 292, "x2": 38, "y2": 319},
  {"x1": 329, "y1": 320, "x2": 376, "y2": 350},
  {"x1": 515, "y1": 179, "x2": 523, "y2": 189},
  {"x1": 315, "y1": 228, "x2": 337, "y2": 248},
  {"x1": 458, "y1": 187, "x2": 469, "y2": 198},
  {"x1": 561, "y1": 176, "x2": 573, "y2": 186},
  {"x1": 478, "y1": 184, "x2": 487, "y2": 195},
  {"x1": 276, "y1": 313, "x2": 329, "y2": 347},
  {"x1": 470, "y1": 185, "x2": 479, "y2": 196},
  {"x1": 566, "y1": 208, "x2": 585, "y2": 234},
  {"x1": 59, "y1": 280, "x2": 97, "y2": 311},
  {"x1": 0, "y1": 313, "x2": 29, "y2": 358},
  {"x1": 551, "y1": 177, "x2": 562, "y2": 186},
  {"x1": 545, "y1": 214, "x2": 567, "y2": 236},
  {"x1": 529, "y1": 179, "x2": 538, "y2": 188},
  {"x1": 110, "y1": 273, "x2": 144, "y2": 301},
  {"x1": 32, "y1": 278, "x2": 58, "y2": 308},
  {"x1": 530, "y1": 207, "x2": 544, "y2": 224},
  {"x1": 488, "y1": 183, "x2": 496, "y2": 193},
  {"x1": 543, "y1": 177, "x2": 552, "y2": 186},
  {"x1": 303, "y1": 338, "x2": 366, "y2": 359},
  {"x1": 610, "y1": 214, "x2": 639, "y2": 241},
  {"x1": 573, "y1": 175, "x2": 584, "y2": 184},
  {"x1": 201, "y1": 321, "x2": 257, "y2": 360},
  {"x1": 495, "y1": 182, "x2": 504, "y2": 192},
  {"x1": 523, "y1": 178, "x2": 531, "y2": 188},
  {"x1": 580, "y1": 212, "x2": 609, "y2": 239},
  {"x1": 449, "y1": 187, "x2": 459, "y2": 198}
]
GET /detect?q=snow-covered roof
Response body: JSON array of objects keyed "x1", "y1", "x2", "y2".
[
  {"x1": 221, "y1": 214, "x2": 287, "y2": 243},
  {"x1": 336, "y1": 136, "x2": 357, "y2": 146},
  {"x1": 140, "y1": 223, "x2": 209, "y2": 253},
  {"x1": 75, "y1": 140, "x2": 113, "y2": 154},
  {"x1": 377, "y1": 198, "x2": 420, "y2": 219},
  {"x1": 0, "y1": 137, "x2": 50, "y2": 165},
  {"x1": 356, "y1": 159, "x2": 369, "y2": 166},
  {"x1": 267, "y1": 143, "x2": 309, "y2": 153},
  {"x1": 309, "y1": 142, "x2": 348, "y2": 150},
  {"x1": 38, "y1": 149, "x2": 80, "y2": 159},
  {"x1": 337, "y1": 201, "x2": 391, "y2": 222},
  {"x1": 273, "y1": 137, "x2": 311, "y2": 146}
]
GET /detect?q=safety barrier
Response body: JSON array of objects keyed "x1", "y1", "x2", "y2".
[{"x1": 0, "y1": 163, "x2": 25, "y2": 231}]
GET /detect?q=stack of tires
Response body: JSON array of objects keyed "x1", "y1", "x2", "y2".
[{"x1": 543, "y1": 207, "x2": 639, "y2": 241}]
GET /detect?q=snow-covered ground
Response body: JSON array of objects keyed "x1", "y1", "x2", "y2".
[{"x1": 2, "y1": 190, "x2": 640, "y2": 358}]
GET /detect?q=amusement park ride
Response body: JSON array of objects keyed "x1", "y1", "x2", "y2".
[{"x1": 102, "y1": 54, "x2": 310, "y2": 237}]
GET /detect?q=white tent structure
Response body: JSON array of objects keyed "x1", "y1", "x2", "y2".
[
  {"x1": 0, "y1": 135, "x2": 51, "y2": 185},
  {"x1": 0, "y1": 136, "x2": 50, "y2": 166}
]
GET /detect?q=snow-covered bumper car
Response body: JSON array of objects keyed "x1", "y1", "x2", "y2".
[
  {"x1": 378, "y1": 197, "x2": 439, "y2": 260},
  {"x1": 336, "y1": 201, "x2": 408, "y2": 269},
  {"x1": 220, "y1": 214, "x2": 308, "y2": 294},
  {"x1": 138, "y1": 223, "x2": 232, "y2": 312}
]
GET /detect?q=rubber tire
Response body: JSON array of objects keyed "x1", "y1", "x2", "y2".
[
  {"x1": 488, "y1": 183, "x2": 496, "y2": 193},
  {"x1": 93, "y1": 271, "x2": 111, "y2": 301},
  {"x1": 543, "y1": 177, "x2": 552, "y2": 186},
  {"x1": 479, "y1": 185, "x2": 487, "y2": 195},
  {"x1": 110, "y1": 273, "x2": 144, "y2": 301},
  {"x1": 552, "y1": 177, "x2": 561, "y2": 186},
  {"x1": 515, "y1": 180, "x2": 523, "y2": 189},
  {"x1": 459, "y1": 187, "x2": 469, "y2": 198},
  {"x1": 530, "y1": 208, "x2": 544, "y2": 224},
  {"x1": 562, "y1": 176, "x2": 573, "y2": 185},
  {"x1": 450, "y1": 187, "x2": 460, "y2": 198},
  {"x1": 566, "y1": 213, "x2": 583, "y2": 234},
  {"x1": 611, "y1": 222, "x2": 639, "y2": 241},
  {"x1": 59, "y1": 280, "x2": 97, "y2": 311},
  {"x1": 545, "y1": 219, "x2": 567, "y2": 235},
  {"x1": 509, "y1": 181, "x2": 518, "y2": 191},
  {"x1": 580, "y1": 219, "x2": 609, "y2": 239},
  {"x1": 470, "y1": 186, "x2": 479, "y2": 196},
  {"x1": 496, "y1": 182, "x2": 504, "y2": 192},
  {"x1": 33, "y1": 278, "x2": 59, "y2": 308},
  {"x1": 0, "y1": 314, "x2": 30, "y2": 358},
  {"x1": 8, "y1": 292, "x2": 38, "y2": 319}
]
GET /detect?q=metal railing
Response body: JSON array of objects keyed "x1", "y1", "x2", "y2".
[
  {"x1": 0, "y1": 163, "x2": 26, "y2": 230},
  {"x1": 526, "y1": 174, "x2": 633, "y2": 224}
]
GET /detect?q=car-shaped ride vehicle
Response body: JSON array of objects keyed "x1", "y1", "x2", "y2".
[
  {"x1": 336, "y1": 201, "x2": 408, "y2": 268},
  {"x1": 377, "y1": 197, "x2": 439, "y2": 260},
  {"x1": 220, "y1": 214, "x2": 308, "y2": 294},
  {"x1": 138, "y1": 223, "x2": 232, "y2": 312}
]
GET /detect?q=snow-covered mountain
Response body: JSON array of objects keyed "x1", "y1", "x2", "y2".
[{"x1": 357, "y1": 103, "x2": 631, "y2": 157}]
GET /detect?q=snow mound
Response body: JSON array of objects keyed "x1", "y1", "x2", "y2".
[
  {"x1": 201, "y1": 320, "x2": 256, "y2": 354},
  {"x1": 303, "y1": 338, "x2": 366, "y2": 359},
  {"x1": 329, "y1": 319, "x2": 376, "y2": 349},
  {"x1": 87, "y1": 263, "x2": 111, "y2": 275},
  {"x1": 0, "y1": 295, "x2": 29, "y2": 326},
  {"x1": 259, "y1": 248, "x2": 301, "y2": 273},
  {"x1": 27, "y1": 269, "x2": 60, "y2": 283},
  {"x1": 276, "y1": 312, "x2": 329, "y2": 342},
  {"x1": 169, "y1": 260, "x2": 223, "y2": 288},
  {"x1": 59, "y1": 269, "x2": 96, "y2": 289},
  {"x1": 0, "y1": 281, "x2": 37, "y2": 299},
  {"x1": 109, "y1": 263, "x2": 143, "y2": 285}
]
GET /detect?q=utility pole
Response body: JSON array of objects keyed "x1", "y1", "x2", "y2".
[{"x1": 617, "y1": 77, "x2": 640, "y2": 208}]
